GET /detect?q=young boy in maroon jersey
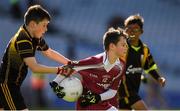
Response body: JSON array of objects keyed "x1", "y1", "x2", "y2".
[{"x1": 50, "y1": 28, "x2": 128, "y2": 110}]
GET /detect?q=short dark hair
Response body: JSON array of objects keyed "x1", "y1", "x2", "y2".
[
  {"x1": 103, "y1": 27, "x2": 127, "y2": 51},
  {"x1": 124, "y1": 14, "x2": 144, "y2": 29},
  {"x1": 24, "y1": 5, "x2": 51, "y2": 25}
]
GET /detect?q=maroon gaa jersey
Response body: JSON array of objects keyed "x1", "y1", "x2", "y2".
[{"x1": 73, "y1": 52, "x2": 125, "y2": 110}]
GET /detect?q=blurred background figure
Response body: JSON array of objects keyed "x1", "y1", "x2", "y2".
[
  {"x1": 30, "y1": 72, "x2": 48, "y2": 109},
  {"x1": 27, "y1": 0, "x2": 41, "y2": 7},
  {"x1": 9, "y1": 0, "x2": 22, "y2": 20},
  {"x1": 107, "y1": 15, "x2": 125, "y2": 29}
]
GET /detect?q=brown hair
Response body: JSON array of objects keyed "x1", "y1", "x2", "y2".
[
  {"x1": 124, "y1": 14, "x2": 144, "y2": 29},
  {"x1": 24, "y1": 5, "x2": 51, "y2": 25},
  {"x1": 103, "y1": 27, "x2": 127, "y2": 51}
]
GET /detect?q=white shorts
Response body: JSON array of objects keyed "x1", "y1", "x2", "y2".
[{"x1": 107, "y1": 106, "x2": 118, "y2": 111}]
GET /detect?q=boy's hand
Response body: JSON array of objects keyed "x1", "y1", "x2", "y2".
[
  {"x1": 80, "y1": 91, "x2": 101, "y2": 107},
  {"x1": 57, "y1": 64, "x2": 75, "y2": 76},
  {"x1": 49, "y1": 81, "x2": 65, "y2": 98},
  {"x1": 141, "y1": 74, "x2": 148, "y2": 84},
  {"x1": 158, "y1": 77, "x2": 166, "y2": 87}
]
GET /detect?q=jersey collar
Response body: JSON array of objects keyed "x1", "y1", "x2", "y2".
[{"x1": 103, "y1": 52, "x2": 120, "y2": 72}]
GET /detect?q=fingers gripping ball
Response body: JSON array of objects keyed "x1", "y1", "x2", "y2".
[{"x1": 59, "y1": 76, "x2": 83, "y2": 102}]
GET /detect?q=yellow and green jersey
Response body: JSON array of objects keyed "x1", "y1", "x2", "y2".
[{"x1": 119, "y1": 40, "x2": 159, "y2": 98}]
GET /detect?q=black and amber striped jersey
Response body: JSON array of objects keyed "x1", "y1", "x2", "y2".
[
  {"x1": 118, "y1": 40, "x2": 158, "y2": 98},
  {"x1": 0, "y1": 25, "x2": 49, "y2": 86}
]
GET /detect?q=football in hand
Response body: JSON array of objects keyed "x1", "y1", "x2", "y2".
[{"x1": 59, "y1": 76, "x2": 83, "y2": 102}]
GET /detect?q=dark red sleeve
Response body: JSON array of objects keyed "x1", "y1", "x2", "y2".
[{"x1": 71, "y1": 56, "x2": 102, "y2": 66}]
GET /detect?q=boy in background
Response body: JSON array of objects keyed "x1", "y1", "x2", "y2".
[{"x1": 118, "y1": 14, "x2": 166, "y2": 110}]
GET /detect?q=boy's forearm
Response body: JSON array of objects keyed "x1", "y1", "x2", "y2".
[
  {"x1": 43, "y1": 48, "x2": 70, "y2": 65},
  {"x1": 149, "y1": 70, "x2": 161, "y2": 81}
]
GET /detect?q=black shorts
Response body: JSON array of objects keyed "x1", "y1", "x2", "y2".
[
  {"x1": 0, "y1": 83, "x2": 27, "y2": 110},
  {"x1": 119, "y1": 94, "x2": 141, "y2": 109}
]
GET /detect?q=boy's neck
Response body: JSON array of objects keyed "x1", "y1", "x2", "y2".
[
  {"x1": 25, "y1": 25, "x2": 34, "y2": 38},
  {"x1": 107, "y1": 51, "x2": 118, "y2": 64},
  {"x1": 129, "y1": 39, "x2": 139, "y2": 46}
]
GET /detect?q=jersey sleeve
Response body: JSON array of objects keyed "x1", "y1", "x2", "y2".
[
  {"x1": 143, "y1": 47, "x2": 158, "y2": 74},
  {"x1": 16, "y1": 40, "x2": 34, "y2": 58},
  {"x1": 37, "y1": 38, "x2": 49, "y2": 51},
  {"x1": 71, "y1": 56, "x2": 101, "y2": 67},
  {"x1": 71, "y1": 55, "x2": 104, "y2": 73}
]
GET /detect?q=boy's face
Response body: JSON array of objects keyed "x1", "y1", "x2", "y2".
[
  {"x1": 125, "y1": 23, "x2": 142, "y2": 40},
  {"x1": 32, "y1": 19, "x2": 49, "y2": 38},
  {"x1": 114, "y1": 36, "x2": 128, "y2": 57}
]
